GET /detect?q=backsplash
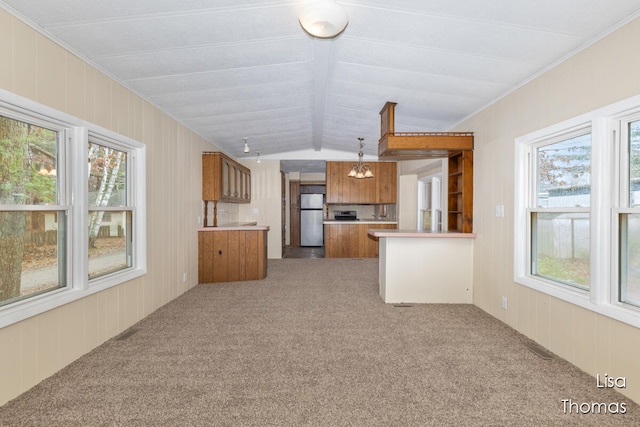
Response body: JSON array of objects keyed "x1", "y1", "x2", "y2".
[{"x1": 327, "y1": 204, "x2": 396, "y2": 221}]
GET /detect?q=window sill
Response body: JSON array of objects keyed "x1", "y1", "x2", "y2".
[
  {"x1": 0, "y1": 267, "x2": 146, "y2": 329},
  {"x1": 515, "y1": 274, "x2": 640, "y2": 329}
]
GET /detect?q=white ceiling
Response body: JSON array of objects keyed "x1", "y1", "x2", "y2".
[{"x1": 3, "y1": 0, "x2": 640, "y2": 172}]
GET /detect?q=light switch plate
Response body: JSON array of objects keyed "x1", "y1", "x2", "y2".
[{"x1": 495, "y1": 205, "x2": 504, "y2": 217}]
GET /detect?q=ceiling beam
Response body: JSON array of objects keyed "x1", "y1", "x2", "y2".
[{"x1": 311, "y1": 39, "x2": 332, "y2": 152}]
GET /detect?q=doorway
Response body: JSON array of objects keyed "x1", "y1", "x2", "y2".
[{"x1": 286, "y1": 181, "x2": 326, "y2": 258}]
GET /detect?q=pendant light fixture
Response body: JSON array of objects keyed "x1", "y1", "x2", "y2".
[
  {"x1": 256, "y1": 152, "x2": 261, "y2": 164},
  {"x1": 243, "y1": 137, "x2": 250, "y2": 153},
  {"x1": 348, "y1": 138, "x2": 373, "y2": 179},
  {"x1": 299, "y1": 1, "x2": 349, "y2": 39}
]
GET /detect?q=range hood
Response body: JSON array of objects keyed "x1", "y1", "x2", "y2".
[{"x1": 378, "y1": 102, "x2": 473, "y2": 159}]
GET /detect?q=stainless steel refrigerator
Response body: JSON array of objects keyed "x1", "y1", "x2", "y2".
[{"x1": 300, "y1": 193, "x2": 324, "y2": 246}]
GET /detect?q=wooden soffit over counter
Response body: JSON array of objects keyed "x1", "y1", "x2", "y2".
[{"x1": 378, "y1": 102, "x2": 473, "y2": 159}]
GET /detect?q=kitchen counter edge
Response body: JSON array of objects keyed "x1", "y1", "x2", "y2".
[
  {"x1": 199, "y1": 223, "x2": 269, "y2": 231},
  {"x1": 323, "y1": 220, "x2": 398, "y2": 225},
  {"x1": 368, "y1": 229, "x2": 476, "y2": 238}
]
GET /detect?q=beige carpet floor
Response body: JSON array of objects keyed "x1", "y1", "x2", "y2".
[{"x1": 0, "y1": 258, "x2": 638, "y2": 426}]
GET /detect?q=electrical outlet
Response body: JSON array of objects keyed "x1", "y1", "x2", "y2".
[
  {"x1": 495, "y1": 205, "x2": 505, "y2": 217},
  {"x1": 501, "y1": 296, "x2": 508, "y2": 310}
]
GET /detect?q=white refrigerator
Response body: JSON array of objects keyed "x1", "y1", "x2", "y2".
[{"x1": 300, "y1": 193, "x2": 324, "y2": 246}]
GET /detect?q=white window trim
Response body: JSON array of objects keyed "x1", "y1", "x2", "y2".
[
  {"x1": 515, "y1": 94, "x2": 640, "y2": 329},
  {"x1": 0, "y1": 89, "x2": 146, "y2": 329}
]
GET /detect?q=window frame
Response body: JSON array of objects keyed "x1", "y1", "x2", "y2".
[
  {"x1": 613, "y1": 112, "x2": 640, "y2": 309},
  {"x1": 528, "y1": 127, "x2": 592, "y2": 290},
  {"x1": 515, "y1": 94, "x2": 640, "y2": 328},
  {"x1": 0, "y1": 89, "x2": 146, "y2": 329},
  {"x1": 87, "y1": 134, "x2": 134, "y2": 281}
]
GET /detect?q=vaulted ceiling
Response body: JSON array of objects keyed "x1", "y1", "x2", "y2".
[{"x1": 2, "y1": 1, "x2": 640, "y2": 172}]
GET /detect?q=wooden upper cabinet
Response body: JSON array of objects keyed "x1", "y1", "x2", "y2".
[
  {"x1": 375, "y1": 162, "x2": 397, "y2": 204},
  {"x1": 202, "y1": 152, "x2": 251, "y2": 203},
  {"x1": 326, "y1": 161, "x2": 397, "y2": 204}
]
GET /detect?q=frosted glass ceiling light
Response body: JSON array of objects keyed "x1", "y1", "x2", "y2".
[
  {"x1": 299, "y1": 1, "x2": 348, "y2": 39},
  {"x1": 243, "y1": 137, "x2": 250, "y2": 153}
]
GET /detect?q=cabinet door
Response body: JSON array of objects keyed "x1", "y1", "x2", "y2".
[
  {"x1": 234, "y1": 166, "x2": 241, "y2": 199},
  {"x1": 198, "y1": 232, "x2": 215, "y2": 283},
  {"x1": 324, "y1": 224, "x2": 338, "y2": 257},
  {"x1": 376, "y1": 162, "x2": 397, "y2": 203},
  {"x1": 227, "y1": 230, "x2": 242, "y2": 281},
  {"x1": 213, "y1": 231, "x2": 229, "y2": 282},
  {"x1": 222, "y1": 159, "x2": 231, "y2": 198},
  {"x1": 242, "y1": 170, "x2": 249, "y2": 200},
  {"x1": 244, "y1": 230, "x2": 260, "y2": 280},
  {"x1": 202, "y1": 153, "x2": 222, "y2": 201},
  {"x1": 246, "y1": 171, "x2": 251, "y2": 200},
  {"x1": 230, "y1": 163, "x2": 237, "y2": 198},
  {"x1": 326, "y1": 162, "x2": 343, "y2": 203}
]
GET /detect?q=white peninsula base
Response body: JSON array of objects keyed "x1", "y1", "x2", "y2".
[{"x1": 368, "y1": 230, "x2": 476, "y2": 304}]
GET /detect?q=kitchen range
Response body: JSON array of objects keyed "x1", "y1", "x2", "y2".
[{"x1": 333, "y1": 210, "x2": 358, "y2": 221}]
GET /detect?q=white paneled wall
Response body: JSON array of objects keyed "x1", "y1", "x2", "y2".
[
  {"x1": 393, "y1": 18, "x2": 640, "y2": 405},
  {"x1": 455, "y1": 17, "x2": 640, "y2": 404},
  {"x1": 239, "y1": 159, "x2": 283, "y2": 259},
  {"x1": 0, "y1": 9, "x2": 217, "y2": 405}
]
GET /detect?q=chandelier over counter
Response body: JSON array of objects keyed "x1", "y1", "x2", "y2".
[{"x1": 348, "y1": 138, "x2": 374, "y2": 179}]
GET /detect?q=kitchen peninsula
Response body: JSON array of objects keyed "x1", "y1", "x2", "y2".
[
  {"x1": 324, "y1": 219, "x2": 397, "y2": 258},
  {"x1": 368, "y1": 229, "x2": 476, "y2": 303},
  {"x1": 198, "y1": 224, "x2": 269, "y2": 283}
]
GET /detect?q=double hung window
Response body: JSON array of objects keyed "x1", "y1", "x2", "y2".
[
  {"x1": 87, "y1": 138, "x2": 132, "y2": 280},
  {"x1": 531, "y1": 131, "x2": 591, "y2": 289},
  {"x1": 0, "y1": 89, "x2": 146, "y2": 328},
  {"x1": 618, "y1": 117, "x2": 640, "y2": 308},
  {"x1": 515, "y1": 95, "x2": 640, "y2": 327},
  {"x1": 0, "y1": 113, "x2": 68, "y2": 305}
]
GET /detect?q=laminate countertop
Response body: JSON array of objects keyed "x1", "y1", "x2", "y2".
[
  {"x1": 323, "y1": 220, "x2": 398, "y2": 225},
  {"x1": 368, "y1": 229, "x2": 476, "y2": 238},
  {"x1": 198, "y1": 223, "x2": 269, "y2": 231}
]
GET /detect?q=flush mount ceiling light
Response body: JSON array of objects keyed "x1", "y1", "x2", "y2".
[
  {"x1": 348, "y1": 138, "x2": 373, "y2": 179},
  {"x1": 299, "y1": 1, "x2": 348, "y2": 39},
  {"x1": 243, "y1": 137, "x2": 250, "y2": 153}
]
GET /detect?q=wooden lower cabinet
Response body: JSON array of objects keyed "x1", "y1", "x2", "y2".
[
  {"x1": 324, "y1": 223, "x2": 397, "y2": 258},
  {"x1": 198, "y1": 229, "x2": 268, "y2": 283}
]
